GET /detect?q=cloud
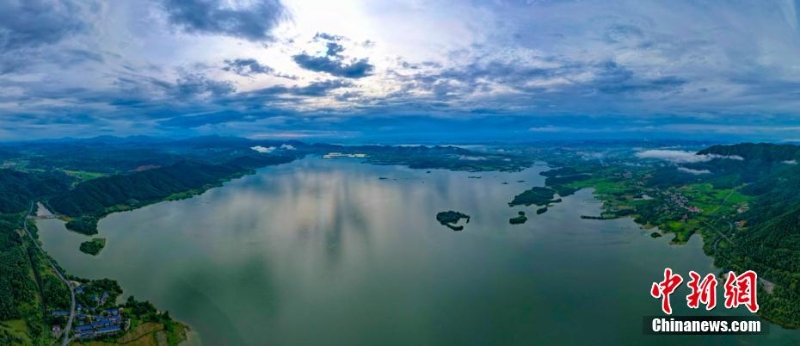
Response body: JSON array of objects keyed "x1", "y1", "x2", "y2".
[
  {"x1": 293, "y1": 54, "x2": 374, "y2": 78},
  {"x1": 0, "y1": 0, "x2": 91, "y2": 50},
  {"x1": 5, "y1": 0, "x2": 800, "y2": 140},
  {"x1": 677, "y1": 167, "x2": 712, "y2": 175},
  {"x1": 159, "y1": 0, "x2": 286, "y2": 41},
  {"x1": 241, "y1": 79, "x2": 352, "y2": 98},
  {"x1": 313, "y1": 32, "x2": 344, "y2": 42},
  {"x1": 250, "y1": 145, "x2": 276, "y2": 153},
  {"x1": 636, "y1": 150, "x2": 744, "y2": 163},
  {"x1": 280, "y1": 144, "x2": 295, "y2": 150},
  {"x1": 170, "y1": 73, "x2": 235, "y2": 99},
  {"x1": 292, "y1": 33, "x2": 375, "y2": 78},
  {"x1": 783, "y1": 160, "x2": 798, "y2": 165},
  {"x1": 222, "y1": 58, "x2": 274, "y2": 76}
]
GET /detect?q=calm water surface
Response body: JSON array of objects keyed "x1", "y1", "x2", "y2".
[{"x1": 38, "y1": 158, "x2": 800, "y2": 345}]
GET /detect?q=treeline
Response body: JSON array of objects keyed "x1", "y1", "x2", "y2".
[
  {"x1": 0, "y1": 169, "x2": 71, "y2": 213},
  {"x1": 0, "y1": 247, "x2": 37, "y2": 321},
  {"x1": 49, "y1": 155, "x2": 296, "y2": 218},
  {"x1": 698, "y1": 143, "x2": 800, "y2": 162},
  {"x1": 722, "y1": 163, "x2": 800, "y2": 325},
  {"x1": 0, "y1": 214, "x2": 37, "y2": 321},
  {"x1": 654, "y1": 143, "x2": 800, "y2": 326},
  {"x1": 509, "y1": 187, "x2": 556, "y2": 207}
]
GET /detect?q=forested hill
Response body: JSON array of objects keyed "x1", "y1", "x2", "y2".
[
  {"x1": 0, "y1": 169, "x2": 71, "y2": 214},
  {"x1": 48, "y1": 154, "x2": 296, "y2": 218},
  {"x1": 674, "y1": 143, "x2": 800, "y2": 326},
  {"x1": 698, "y1": 143, "x2": 800, "y2": 162}
]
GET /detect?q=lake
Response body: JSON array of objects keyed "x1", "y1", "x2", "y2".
[{"x1": 38, "y1": 157, "x2": 800, "y2": 345}]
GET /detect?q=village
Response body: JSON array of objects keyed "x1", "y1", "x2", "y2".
[{"x1": 50, "y1": 283, "x2": 129, "y2": 340}]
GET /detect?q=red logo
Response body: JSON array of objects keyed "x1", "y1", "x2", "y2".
[
  {"x1": 650, "y1": 268, "x2": 683, "y2": 315},
  {"x1": 724, "y1": 270, "x2": 759, "y2": 313},
  {"x1": 650, "y1": 268, "x2": 759, "y2": 314},
  {"x1": 686, "y1": 271, "x2": 717, "y2": 310}
]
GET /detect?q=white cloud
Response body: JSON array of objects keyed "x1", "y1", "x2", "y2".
[
  {"x1": 280, "y1": 144, "x2": 296, "y2": 150},
  {"x1": 457, "y1": 155, "x2": 486, "y2": 161},
  {"x1": 636, "y1": 150, "x2": 743, "y2": 163},
  {"x1": 250, "y1": 145, "x2": 276, "y2": 153},
  {"x1": 783, "y1": 159, "x2": 798, "y2": 165},
  {"x1": 677, "y1": 167, "x2": 711, "y2": 175}
]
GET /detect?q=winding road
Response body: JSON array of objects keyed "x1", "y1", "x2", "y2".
[{"x1": 21, "y1": 203, "x2": 75, "y2": 346}]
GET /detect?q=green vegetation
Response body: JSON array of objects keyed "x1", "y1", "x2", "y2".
[
  {"x1": 63, "y1": 170, "x2": 107, "y2": 183},
  {"x1": 66, "y1": 216, "x2": 100, "y2": 235},
  {"x1": 543, "y1": 143, "x2": 800, "y2": 328},
  {"x1": 5, "y1": 137, "x2": 800, "y2": 332},
  {"x1": 49, "y1": 156, "x2": 296, "y2": 234},
  {"x1": 122, "y1": 296, "x2": 186, "y2": 344},
  {"x1": 508, "y1": 186, "x2": 557, "y2": 207},
  {"x1": 0, "y1": 169, "x2": 70, "y2": 213},
  {"x1": 0, "y1": 210, "x2": 65, "y2": 344},
  {"x1": 321, "y1": 144, "x2": 536, "y2": 172},
  {"x1": 79, "y1": 238, "x2": 106, "y2": 256},
  {"x1": 536, "y1": 207, "x2": 548, "y2": 215},
  {"x1": 509, "y1": 211, "x2": 527, "y2": 225},
  {"x1": 0, "y1": 137, "x2": 308, "y2": 343},
  {"x1": 436, "y1": 211, "x2": 470, "y2": 231}
]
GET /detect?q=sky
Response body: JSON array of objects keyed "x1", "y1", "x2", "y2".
[{"x1": 2, "y1": 0, "x2": 800, "y2": 142}]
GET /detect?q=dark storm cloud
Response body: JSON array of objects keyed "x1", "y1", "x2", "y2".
[
  {"x1": 159, "y1": 0, "x2": 286, "y2": 41},
  {"x1": 222, "y1": 58, "x2": 274, "y2": 76},
  {"x1": 0, "y1": 0, "x2": 91, "y2": 50}
]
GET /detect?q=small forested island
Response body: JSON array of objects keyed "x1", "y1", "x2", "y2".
[
  {"x1": 580, "y1": 215, "x2": 613, "y2": 220},
  {"x1": 536, "y1": 207, "x2": 548, "y2": 215},
  {"x1": 508, "y1": 186, "x2": 558, "y2": 207},
  {"x1": 436, "y1": 211, "x2": 471, "y2": 231},
  {"x1": 650, "y1": 232, "x2": 663, "y2": 238},
  {"x1": 79, "y1": 238, "x2": 106, "y2": 256},
  {"x1": 66, "y1": 216, "x2": 100, "y2": 235},
  {"x1": 509, "y1": 211, "x2": 527, "y2": 225}
]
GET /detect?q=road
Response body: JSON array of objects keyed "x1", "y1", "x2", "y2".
[{"x1": 21, "y1": 203, "x2": 75, "y2": 346}]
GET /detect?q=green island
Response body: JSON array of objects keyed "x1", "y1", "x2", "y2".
[
  {"x1": 79, "y1": 238, "x2": 107, "y2": 256},
  {"x1": 436, "y1": 211, "x2": 471, "y2": 231},
  {"x1": 509, "y1": 211, "x2": 528, "y2": 225},
  {"x1": 508, "y1": 186, "x2": 558, "y2": 207}
]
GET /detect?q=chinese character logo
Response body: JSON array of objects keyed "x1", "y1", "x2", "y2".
[
  {"x1": 724, "y1": 270, "x2": 759, "y2": 313},
  {"x1": 650, "y1": 268, "x2": 683, "y2": 315},
  {"x1": 650, "y1": 268, "x2": 759, "y2": 314},
  {"x1": 686, "y1": 271, "x2": 717, "y2": 310}
]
